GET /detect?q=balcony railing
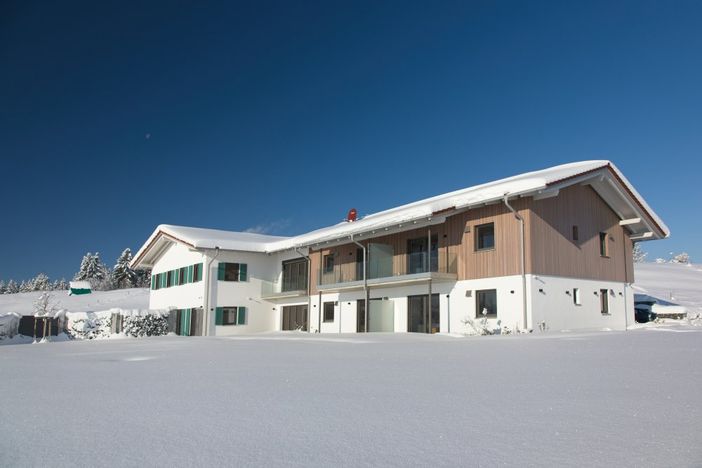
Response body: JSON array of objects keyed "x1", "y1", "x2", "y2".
[
  {"x1": 318, "y1": 251, "x2": 457, "y2": 287},
  {"x1": 261, "y1": 276, "x2": 308, "y2": 298}
]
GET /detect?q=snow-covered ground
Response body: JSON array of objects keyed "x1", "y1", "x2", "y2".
[
  {"x1": 633, "y1": 262, "x2": 702, "y2": 316},
  {"x1": 1, "y1": 330, "x2": 701, "y2": 467},
  {"x1": 0, "y1": 288, "x2": 149, "y2": 315}
]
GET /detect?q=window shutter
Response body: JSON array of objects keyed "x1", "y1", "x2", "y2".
[
  {"x1": 237, "y1": 307, "x2": 246, "y2": 325},
  {"x1": 151, "y1": 276, "x2": 155, "y2": 290},
  {"x1": 160, "y1": 273, "x2": 166, "y2": 289},
  {"x1": 217, "y1": 263, "x2": 225, "y2": 281},
  {"x1": 173, "y1": 269, "x2": 179, "y2": 286},
  {"x1": 196, "y1": 263, "x2": 203, "y2": 281},
  {"x1": 187, "y1": 265, "x2": 193, "y2": 283},
  {"x1": 215, "y1": 307, "x2": 223, "y2": 326},
  {"x1": 239, "y1": 264, "x2": 247, "y2": 282}
]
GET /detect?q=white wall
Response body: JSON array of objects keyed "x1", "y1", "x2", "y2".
[
  {"x1": 207, "y1": 249, "x2": 309, "y2": 336},
  {"x1": 528, "y1": 274, "x2": 630, "y2": 331},
  {"x1": 148, "y1": 243, "x2": 206, "y2": 310}
]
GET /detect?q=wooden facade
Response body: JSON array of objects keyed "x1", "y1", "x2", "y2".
[{"x1": 308, "y1": 184, "x2": 634, "y2": 293}]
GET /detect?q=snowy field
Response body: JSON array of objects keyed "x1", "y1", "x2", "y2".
[
  {"x1": 1, "y1": 330, "x2": 701, "y2": 467},
  {"x1": 633, "y1": 263, "x2": 702, "y2": 316},
  {"x1": 0, "y1": 288, "x2": 149, "y2": 315}
]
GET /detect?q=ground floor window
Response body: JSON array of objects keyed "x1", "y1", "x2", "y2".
[
  {"x1": 215, "y1": 306, "x2": 247, "y2": 325},
  {"x1": 323, "y1": 302, "x2": 335, "y2": 322},
  {"x1": 476, "y1": 289, "x2": 497, "y2": 318},
  {"x1": 600, "y1": 289, "x2": 609, "y2": 314}
]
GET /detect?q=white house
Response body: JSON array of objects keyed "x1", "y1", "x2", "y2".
[{"x1": 131, "y1": 160, "x2": 668, "y2": 336}]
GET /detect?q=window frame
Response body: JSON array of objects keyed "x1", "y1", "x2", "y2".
[
  {"x1": 474, "y1": 223, "x2": 495, "y2": 251},
  {"x1": 600, "y1": 289, "x2": 609, "y2": 315},
  {"x1": 599, "y1": 232, "x2": 609, "y2": 257},
  {"x1": 323, "y1": 301, "x2": 335, "y2": 323},
  {"x1": 323, "y1": 254, "x2": 335, "y2": 274},
  {"x1": 475, "y1": 289, "x2": 498, "y2": 318},
  {"x1": 217, "y1": 306, "x2": 247, "y2": 326}
]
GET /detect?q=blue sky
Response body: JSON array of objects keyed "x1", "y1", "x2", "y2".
[{"x1": 1, "y1": 0, "x2": 700, "y2": 281}]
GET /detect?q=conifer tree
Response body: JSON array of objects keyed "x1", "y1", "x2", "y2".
[{"x1": 112, "y1": 248, "x2": 137, "y2": 288}]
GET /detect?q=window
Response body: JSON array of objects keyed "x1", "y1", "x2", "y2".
[
  {"x1": 600, "y1": 289, "x2": 609, "y2": 314},
  {"x1": 216, "y1": 306, "x2": 247, "y2": 326},
  {"x1": 475, "y1": 223, "x2": 495, "y2": 251},
  {"x1": 573, "y1": 288, "x2": 581, "y2": 305},
  {"x1": 323, "y1": 254, "x2": 335, "y2": 274},
  {"x1": 476, "y1": 289, "x2": 497, "y2": 318},
  {"x1": 218, "y1": 262, "x2": 248, "y2": 282},
  {"x1": 282, "y1": 258, "x2": 308, "y2": 292},
  {"x1": 152, "y1": 263, "x2": 202, "y2": 289},
  {"x1": 323, "y1": 302, "x2": 335, "y2": 322},
  {"x1": 599, "y1": 232, "x2": 608, "y2": 257},
  {"x1": 572, "y1": 225, "x2": 579, "y2": 241}
]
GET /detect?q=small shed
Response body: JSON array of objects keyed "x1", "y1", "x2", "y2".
[{"x1": 69, "y1": 281, "x2": 92, "y2": 296}]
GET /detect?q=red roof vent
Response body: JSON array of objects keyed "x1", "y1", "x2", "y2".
[{"x1": 347, "y1": 208, "x2": 358, "y2": 222}]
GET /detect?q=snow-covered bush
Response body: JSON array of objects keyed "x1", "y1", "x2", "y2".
[
  {"x1": 670, "y1": 252, "x2": 690, "y2": 264},
  {"x1": 122, "y1": 312, "x2": 169, "y2": 338},
  {"x1": 0, "y1": 313, "x2": 21, "y2": 339},
  {"x1": 66, "y1": 313, "x2": 112, "y2": 340}
]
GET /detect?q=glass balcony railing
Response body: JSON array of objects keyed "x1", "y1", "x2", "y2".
[
  {"x1": 261, "y1": 276, "x2": 308, "y2": 297},
  {"x1": 318, "y1": 251, "x2": 457, "y2": 286}
]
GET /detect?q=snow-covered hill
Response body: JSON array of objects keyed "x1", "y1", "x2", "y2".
[
  {"x1": 0, "y1": 288, "x2": 149, "y2": 315},
  {"x1": 633, "y1": 262, "x2": 702, "y2": 315}
]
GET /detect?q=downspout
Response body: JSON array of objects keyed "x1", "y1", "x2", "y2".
[
  {"x1": 503, "y1": 195, "x2": 528, "y2": 330},
  {"x1": 294, "y1": 247, "x2": 312, "y2": 333},
  {"x1": 351, "y1": 235, "x2": 368, "y2": 332},
  {"x1": 203, "y1": 246, "x2": 220, "y2": 337}
]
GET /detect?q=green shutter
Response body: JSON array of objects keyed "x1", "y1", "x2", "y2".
[
  {"x1": 173, "y1": 269, "x2": 179, "y2": 286},
  {"x1": 239, "y1": 264, "x2": 247, "y2": 282},
  {"x1": 151, "y1": 276, "x2": 155, "y2": 290},
  {"x1": 160, "y1": 273, "x2": 166, "y2": 289},
  {"x1": 187, "y1": 265, "x2": 193, "y2": 283},
  {"x1": 215, "y1": 307, "x2": 223, "y2": 325},
  {"x1": 197, "y1": 263, "x2": 203, "y2": 281},
  {"x1": 237, "y1": 306, "x2": 246, "y2": 325},
  {"x1": 218, "y1": 263, "x2": 225, "y2": 281},
  {"x1": 180, "y1": 308, "x2": 191, "y2": 336}
]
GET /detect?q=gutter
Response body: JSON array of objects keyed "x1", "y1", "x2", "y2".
[
  {"x1": 202, "y1": 246, "x2": 220, "y2": 336},
  {"x1": 294, "y1": 247, "x2": 313, "y2": 333},
  {"x1": 351, "y1": 235, "x2": 368, "y2": 332},
  {"x1": 503, "y1": 195, "x2": 528, "y2": 330}
]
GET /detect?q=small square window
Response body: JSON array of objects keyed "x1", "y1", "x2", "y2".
[
  {"x1": 572, "y1": 225, "x2": 579, "y2": 241},
  {"x1": 476, "y1": 289, "x2": 497, "y2": 318},
  {"x1": 475, "y1": 223, "x2": 495, "y2": 251}
]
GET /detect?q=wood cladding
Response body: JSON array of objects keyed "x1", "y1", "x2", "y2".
[
  {"x1": 528, "y1": 184, "x2": 634, "y2": 282},
  {"x1": 308, "y1": 184, "x2": 634, "y2": 292}
]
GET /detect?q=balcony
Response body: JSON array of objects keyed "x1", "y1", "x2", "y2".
[
  {"x1": 318, "y1": 251, "x2": 457, "y2": 292},
  {"x1": 261, "y1": 276, "x2": 308, "y2": 300}
]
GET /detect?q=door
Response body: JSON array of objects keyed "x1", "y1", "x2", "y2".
[
  {"x1": 282, "y1": 305, "x2": 308, "y2": 331},
  {"x1": 356, "y1": 300, "x2": 366, "y2": 332},
  {"x1": 407, "y1": 294, "x2": 440, "y2": 333}
]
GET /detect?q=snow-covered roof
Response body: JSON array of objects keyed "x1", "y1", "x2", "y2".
[
  {"x1": 132, "y1": 160, "x2": 669, "y2": 268},
  {"x1": 69, "y1": 281, "x2": 91, "y2": 290}
]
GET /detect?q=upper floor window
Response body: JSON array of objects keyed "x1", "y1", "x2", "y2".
[
  {"x1": 282, "y1": 258, "x2": 308, "y2": 292},
  {"x1": 572, "y1": 225, "x2": 579, "y2": 241},
  {"x1": 218, "y1": 262, "x2": 248, "y2": 282},
  {"x1": 599, "y1": 232, "x2": 609, "y2": 257},
  {"x1": 323, "y1": 254, "x2": 335, "y2": 274},
  {"x1": 152, "y1": 263, "x2": 203, "y2": 290},
  {"x1": 600, "y1": 289, "x2": 609, "y2": 314},
  {"x1": 475, "y1": 223, "x2": 495, "y2": 251}
]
